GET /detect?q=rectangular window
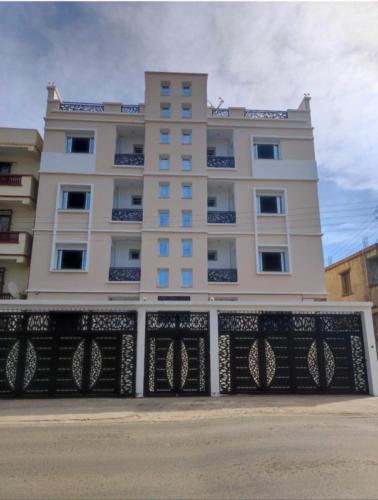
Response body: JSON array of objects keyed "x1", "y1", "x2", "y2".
[
  {"x1": 56, "y1": 247, "x2": 87, "y2": 271},
  {"x1": 158, "y1": 239, "x2": 169, "y2": 257},
  {"x1": 182, "y1": 269, "x2": 193, "y2": 288},
  {"x1": 182, "y1": 155, "x2": 192, "y2": 171},
  {"x1": 257, "y1": 194, "x2": 284, "y2": 214},
  {"x1": 62, "y1": 190, "x2": 91, "y2": 210},
  {"x1": 181, "y1": 104, "x2": 192, "y2": 119},
  {"x1": 0, "y1": 162, "x2": 11, "y2": 174},
  {"x1": 182, "y1": 183, "x2": 192, "y2": 199},
  {"x1": 340, "y1": 270, "x2": 352, "y2": 296},
  {"x1": 159, "y1": 154, "x2": 170, "y2": 170},
  {"x1": 207, "y1": 147, "x2": 216, "y2": 157},
  {"x1": 66, "y1": 136, "x2": 94, "y2": 154},
  {"x1": 254, "y1": 143, "x2": 280, "y2": 160},
  {"x1": 159, "y1": 210, "x2": 170, "y2": 227},
  {"x1": 207, "y1": 197, "x2": 217, "y2": 208},
  {"x1": 208, "y1": 250, "x2": 218, "y2": 261},
  {"x1": 158, "y1": 269, "x2": 169, "y2": 287},
  {"x1": 182, "y1": 210, "x2": 192, "y2": 227},
  {"x1": 133, "y1": 144, "x2": 144, "y2": 154},
  {"x1": 160, "y1": 130, "x2": 170, "y2": 144},
  {"x1": 0, "y1": 210, "x2": 12, "y2": 232},
  {"x1": 0, "y1": 268, "x2": 5, "y2": 293},
  {"x1": 161, "y1": 81, "x2": 170, "y2": 96},
  {"x1": 160, "y1": 103, "x2": 171, "y2": 118},
  {"x1": 131, "y1": 195, "x2": 142, "y2": 206},
  {"x1": 259, "y1": 250, "x2": 287, "y2": 272},
  {"x1": 159, "y1": 182, "x2": 170, "y2": 199},
  {"x1": 367, "y1": 257, "x2": 378, "y2": 286},
  {"x1": 129, "y1": 249, "x2": 140, "y2": 260},
  {"x1": 182, "y1": 130, "x2": 192, "y2": 145},
  {"x1": 182, "y1": 239, "x2": 192, "y2": 257},
  {"x1": 182, "y1": 82, "x2": 192, "y2": 96}
]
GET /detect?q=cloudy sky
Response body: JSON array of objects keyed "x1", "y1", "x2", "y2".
[{"x1": 0, "y1": 1, "x2": 377, "y2": 264}]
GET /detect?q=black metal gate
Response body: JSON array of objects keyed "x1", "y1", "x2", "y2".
[
  {"x1": 0, "y1": 311, "x2": 137, "y2": 398},
  {"x1": 145, "y1": 312, "x2": 210, "y2": 396},
  {"x1": 218, "y1": 312, "x2": 368, "y2": 394}
]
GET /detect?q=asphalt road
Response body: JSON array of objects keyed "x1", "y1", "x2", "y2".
[{"x1": 0, "y1": 396, "x2": 378, "y2": 499}]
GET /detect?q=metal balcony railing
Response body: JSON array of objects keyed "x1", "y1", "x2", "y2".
[
  {"x1": 0, "y1": 232, "x2": 19, "y2": 243},
  {"x1": 0, "y1": 175, "x2": 22, "y2": 186},
  {"x1": 244, "y1": 109, "x2": 288, "y2": 119},
  {"x1": 207, "y1": 156, "x2": 235, "y2": 168},
  {"x1": 109, "y1": 267, "x2": 141, "y2": 282},
  {"x1": 212, "y1": 108, "x2": 229, "y2": 117},
  {"x1": 207, "y1": 211, "x2": 236, "y2": 224},
  {"x1": 112, "y1": 209, "x2": 143, "y2": 222},
  {"x1": 0, "y1": 293, "x2": 13, "y2": 300},
  {"x1": 59, "y1": 102, "x2": 104, "y2": 112},
  {"x1": 121, "y1": 105, "x2": 140, "y2": 114},
  {"x1": 208, "y1": 269, "x2": 238, "y2": 282},
  {"x1": 114, "y1": 153, "x2": 144, "y2": 166}
]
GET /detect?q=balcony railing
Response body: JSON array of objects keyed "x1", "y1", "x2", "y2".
[
  {"x1": 114, "y1": 153, "x2": 144, "y2": 166},
  {"x1": 207, "y1": 156, "x2": 235, "y2": 168},
  {"x1": 109, "y1": 267, "x2": 141, "y2": 282},
  {"x1": 208, "y1": 269, "x2": 238, "y2": 282},
  {"x1": 112, "y1": 208, "x2": 143, "y2": 222},
  {"x1": 207, "y1": 211, "x2": 236, "y2": 224},
  {"x1": 0, "y1": 175, "x2": 22, "y2": 186},
  {"x1": 0, "y1": 232, "x2": 19, "y2": 243},
  {"x1": 121, "y1": 105, "x2": 140, "y2": 114},
  {"x1": 0, "y1": 293, "x2": 13, "y2": 300},
  {"x1": 59, "y1": 102, "x2": 104, "y2": 112},
  {"x1": 244, "y1": 110, "x2": 288, "y2": 119},
  {"x1": 212, "y1": 108, "x2": 229, "y2": 117}
]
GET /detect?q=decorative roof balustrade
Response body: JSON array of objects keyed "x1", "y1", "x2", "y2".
[
  {"x1": 109, "y1": 267, "x2": 141, "y2": 282},
  {"x1": 121, "y1": 105, "x2": 141, "y2": 114},
  {"x1": 244, "y1": 110, "x2": 288, "y2": 119},
  {"x1": 208, "y1": 269, "x2": 238, "y2": 282},
  {"x1": 59, "y1": 102, "x2": 104, "y2": 112},
  {"x1": 207, "y1": 211, "x2": 236, "y2": 224},
  {"x1": 212, "y1": 108, "x2": 229, "y2": 117},
  {"x1": 207, "y1": 156, "x2": 235, "y2": 168},
  {"x1": 114, "y1": 154, "x2": 144, "y2": 166},
  {"x1": 112, "y1": 208, "x2": 143, "y2": 222}
]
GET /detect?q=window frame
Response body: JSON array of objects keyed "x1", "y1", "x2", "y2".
[
  {"x1": 258, "y1": 248, "x2": 288, "y2": 273},
  {"x1": 253, "y1": 143, "x2": 280, "y2": 160},
  {"x1": 159, "y1": 154, "x2": 170, "y2": 170},
  {"x1": 182, "y1": 82, "x2": 192, "y2": 97},
  {"x1": 66, "y1": 136, "x2": 95, "y2": 154},
  {"x1": 257, "y1": 192, "x2": 285, "y2": 215},
  {"x1": 129, "y1": 249, "x2": 140, "y2": 261},
  {"x1": 181, "y1": 155, "x2": 192, "y2": 171},
  {"x1": 160, "y1": 103, "x2": 171, "y2": 118},
  {"x1": 181, "y1": 104, "x2": 192, "y2": 119},
  {"x1": 159, "y1": 210, "x2": 170, "y2": 227},
  {"x1": 181, "y1": 269, "x2": 193, "y2": 288},
  {"x1": 340, "y1": 269, "x2": 352, "y2": 296},
  {"x1": 161, "y1": 81, "x2": 170, "y2": 96},
  {"x1": 182, "y1": 183, "x2": 192, "y2": 199},
  {"x1": 60, "y1": 186, "x2": 91, "y2": 211},
  {"x1": 208, "y1": 250, "x2": 218, "y2": 261},
  {"x1": 157, "y1": 268, "x2": 169, "y2": 288},
  {"x1": 182, "y1": 210, "x2": 192, "y2": 228},
  {"x1": 159, "y1": 182, "x2": 170, "y2": 199},
  {"x1": 182, "y1": 130, "x2": 192, "y2": 145},
  {"x1": 131, "y1": 195, "x2": 142, "y2": 206},
  {"x1": 158, "y1": 239, "x2": 169, "y2": 257},
  {"x1": 55, "y1": 245, "x2": 88, "y2": 271},
  {"x1": 182, "y1": 239, "x2": 192, "y2": 257},
  {"x1": 160, "y1": 129, "x2": 170, "y2": 144},
  {"x1": 207, "y1": 197, "x2": 217, "y2": 208}
]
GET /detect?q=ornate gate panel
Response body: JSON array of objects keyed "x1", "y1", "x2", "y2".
[
  {"x1": 218, "y1": 312, "x2": 368, "y2": 395},
  {"x1": 0, "y1": 311, "x2": 137, "y2": 398},
  {"x1": 145, "y1": 312, "x2": 210, "y2": 396}
]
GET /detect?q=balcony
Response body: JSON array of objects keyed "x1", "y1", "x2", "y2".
[
  {"x1": 208, "y1": 269, "x2": 238, "y2": 282},
  {"x1": 112, "y1": 179, "x2": 143, "y2": 223},
  {"x1": 114, "y1": 153, "x2": 144, "y2": 166},
  {"x1": 207, "y1": 211, "x2": 236, "y2": 224},
  {"x1": 112, "y1": 208, "x2": 143, "y2": 222},
  {"x1": 207, "y1": 181, "x2": 235, "y2": 224},
  {"x1": 0, "y1": 175, "x2": 38, "y2": 206},
  {"x1": 208, "y1": 238, "x2": 237, "y2": 283},
  {"x1": 0, "y1": 232, "x2": 32, "y2": 264},
  {"x1": 109, "y1": 267, "x2": 141, "y2": 282},
  {"x1": 207, "y1": 128, "x2": 234, "y2": 169},
  {"x1": 115, "y1": 125, "x2": 145, "y2": 167},
  {"x1": 207, "y1": 156, "x2": 235, "y2": 168}
]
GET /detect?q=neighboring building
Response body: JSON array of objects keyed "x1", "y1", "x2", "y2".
[
  {"x1": 325, "y1": 243, "x2": 378, "y2": 342},
  {"x1": 0, "y1": 128, "x2": 41, "y2": 298},
  {"x1": 27, "y1": 72, "x2": 325, "y2": 301}
]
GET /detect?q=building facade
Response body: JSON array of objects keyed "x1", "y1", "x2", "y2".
[
  {"x1": 0, "y1": 128, "x2": 41, "y2": 298},
  {"x1": 27, "y1": 71, "x2": 325, "y2": 302},
  {"x1": 325, "y1": 243, "x2": 378, "y2": 343}
]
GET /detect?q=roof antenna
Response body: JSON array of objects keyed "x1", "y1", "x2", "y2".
[{"x1": 208, "y1": 97, "x2": 224, "y2": 109}]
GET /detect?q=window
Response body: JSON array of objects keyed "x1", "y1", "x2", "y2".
[
  {"x1": 182, "y1": 239, "x2": 192, "y2": 257},
  {"x1": 367, "y1": 257, "x2": 378, "y2": 286},
  {"x1": 133, "y1": 144, "x2": 144, "y2": 154},
  {"x1": 159, "y1": 154, "x2": 170, "y2": 170},
  {"x1": 131, "y1": 195, "x2": 142, "y2": 206},
  {"x1": 0, "y1": 268, "x2": 5, "y2": 293},
  {"x1": 0, "y1": 162, "x2": 11, "y2": 174},
  {"x1": 182, "y1": 155, "x2": 192, "y2": 171},
  {"x1": 159, "y1": 182, "x2": 170, "y2": 199},
  {"x1": 160, "y1": 130, "x2": 170, "y2": 144},
  {"x1": 160, "y1": 103, "x2": 171, "y2": 118},
  {"x1": 182, "y1": 269, "x2": 193, "y2": 288},
  {"x1": 257, "y1": 193, "x2": 284, "y2": 214},
  {"x1": 207, "y1": 147, "x2": 216, "y2": 157},
  {"x1": 182, "y1": 210, "x2": 192, "y2": 227},
  {"x1": 0, "y1": 210, "x2": 11, "y2": 232},
  {"x1": 208, "y1": 250, "x2": 218, "y2": 261},
  {"x1": 61, "y1": 190, "x2": 91, "y2": 210},
  {"x1": 161, "y1": 81, "x2": 170, "y2": 96},
  {"x1": 56, "y1": 246, "x2": 87, "y2": 271},
  {"x1": 158, "y1": 269, "x2": 169, "y2": 287},
  {"x1": 340, "y1": 270, "x2": 352, "y2": 296},
  {"x1": 66, "y1": 136, "x2": 94, "y2": 154},
  {"x1": 159, "y1": 210, "x2": 170, "y2": 227},
  {"x1": 182, "y1": 183, "x2": 192, "y2": 199},
  {"x1": 254, "y1": 143, "x2": 280, "y2": 160},
  {"x1": 158, "y1": 239, "x2": 169, "y2": 257},
  {"x1": 259, "y1": 249, "x2": 288, "y2": 272},
  {"x1": 182, "y1": 82, "x2": 192, "y2": 96},
  {"x1": 129, "y1": 249, "x2": 140, "y2": 260},
  {"x1": 182, "y1": 104, "x2": 192, "y2": 119},
  {"x1": 182, "y1": 130, "x2": 192, "y2": 145},
  {"x1": 207, "y1": 197, "x2": 217, "y2": 208}
]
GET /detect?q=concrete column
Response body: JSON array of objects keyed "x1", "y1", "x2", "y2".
[
  {"x1": 209, "y1": 309, "x2": 220, "y2": 396},
  {"x1": 135, "y1": 308, "x2": 146, "y2": 397},
  {"x1": 361, "y1": 308, "x2": 378, "y2": 396}
]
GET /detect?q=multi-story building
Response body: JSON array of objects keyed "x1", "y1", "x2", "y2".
[
  {"x1": 0, "y1": 128, "x2": 41, "y2": 298},
  {"x1": 325, "y1": 243, "x2": 378, "y2": 344},
  {"x1": 27, "y1": 72, "x2": 325, "y2": 302}
]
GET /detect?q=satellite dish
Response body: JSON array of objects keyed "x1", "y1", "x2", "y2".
[{"x1": 8, "y1": 282, "x2": 20, "y2": 299}]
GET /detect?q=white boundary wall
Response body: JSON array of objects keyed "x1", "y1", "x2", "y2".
[{"x1": 0, "y1": 300, "x2": 376, "y2": 396}]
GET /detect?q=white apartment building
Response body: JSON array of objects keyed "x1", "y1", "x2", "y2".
[{"x1": 27, "y1": 71, "x2": 325, "y2": 302}]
